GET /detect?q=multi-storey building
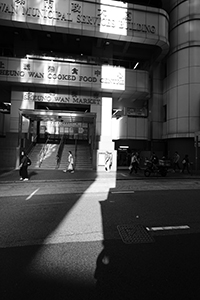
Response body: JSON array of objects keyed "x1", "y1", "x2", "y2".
[{"x1": 0, "y1": 0, "x2": 200, "y2": 171}]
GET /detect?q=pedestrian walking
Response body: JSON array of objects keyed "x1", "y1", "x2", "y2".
[
  {"x1": 129, "y1": 152, "x2": 139, "y2": 174},
  {"x1": 19, "y1": 151, "x2": 31, "y2": 181},
  {"x1": 63, "y1": 151, "x2": 74, "y2": 173},
  {"x1": 173, "y1": 151, "x2": 180, "y2": 172},
  {"x1": 181, "y1": 154, "x2": 191, "y2": 174}
]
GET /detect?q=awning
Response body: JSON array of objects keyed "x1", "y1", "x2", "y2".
[{"x1": 20, "y1": 109, "x2": 96, "y2": 123}]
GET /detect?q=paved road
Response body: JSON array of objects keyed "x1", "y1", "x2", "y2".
[
  {"x1": 1, "y1": 178, "x2": 200, "y2": 299},
  {"x1": 1, "y1": 177, "x2": 200, "y2": 197}
]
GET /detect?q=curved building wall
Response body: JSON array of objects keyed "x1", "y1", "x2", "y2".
[{"x1": 164, "y1": 0, "x2": 200, "y2": 140}]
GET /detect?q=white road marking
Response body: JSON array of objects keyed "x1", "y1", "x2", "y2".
[
  {"x1": 26, "y1": 188, "x2": 40, "y2": 200},
  {"x1": 111, "y1": 191, "x2": 135, "y2": 194},
  {"x1": 146, "y1": 225, "x2": 190, "y2": 231}
]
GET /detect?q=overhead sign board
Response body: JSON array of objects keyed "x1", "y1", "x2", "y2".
[
  {"x1": 0, "y1": 0, "x2": 157, "y2": 36},
  {"x1": 23, "y1": 92, "x2": 101, "y2": 105},
  {"x1": 0, "y1": 57, "x2": 125, "y2": 91}
]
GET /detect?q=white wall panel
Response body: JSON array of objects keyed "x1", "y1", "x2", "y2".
[
  {"x1": 178, "y1": 68, "x2": 189, "y2": 86},
  {"x1": 168, "y1": 119, "x2": 177, "y2": 134},
  {"x1": 177, "y1": 85, "x2": 189, "y2": 117},
  {"x1": 168, "y1": 87, "x2": 177, "y2": 119},
  {"x1": 189, "y1": 84, "x2": 200, "y2": 116},
  {"x1": 178, "y1": 23, "x2": 189, "y2": 45},
  {"x1": 190, "y1": 47, "x2": 200, "y2": 66},
  {"x1": 190, "y1": 67, "x2": 200, "y2": 83},
  {"x1": 177, "y1": 117, "x2": 189, "y2": 132},
  {"x1": 178, "y1": 48, "x2": 189, "y2": 69},
  {"x1": 178, "y1": 1, "x2": 189, "y2": 20}
]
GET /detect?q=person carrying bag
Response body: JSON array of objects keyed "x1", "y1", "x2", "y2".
[
  {"x1": 63, "y1": 151, "x2": 74, "y2": 173},
  {"x1": 19, "y1": 151, "x2": 31, "y2": 181}
]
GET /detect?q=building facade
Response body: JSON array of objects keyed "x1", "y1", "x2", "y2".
[{"x1": 0, "y1": 0, "x2": 200, "y2": 170}]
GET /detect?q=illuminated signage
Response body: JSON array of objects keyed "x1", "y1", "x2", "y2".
[
  {"x1": 23, "y1": 92, "x2": 101, "y2": 105},
  {"x1": 0, "y1": 0, "x2": 156, "y2": 36},
  {"x1": 127, "y1": 107, "x2": 147, "y2": 117},
  {"x1": 101, "y1": 65, "x2": 125, "y2": 90},
  {"x1": 0, "y1": 57, "x2": 125, "y2": 90}
]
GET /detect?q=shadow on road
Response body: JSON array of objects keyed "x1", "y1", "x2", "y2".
[
  {"x1": 94, "y1": 193, "x2": 200, "y2": 300},
  {"x1": 28, "y1": 170, "x2": 38, "y2": 179},
  {"x1": 0, "y1": 174, "x2": 98, "y2": 300},
  {"x1": 1, "y1": 180, "x2": 200, "y2": 299},
  {"x1": 0, "y1": 244, "x2": 96, "y2": 300}
]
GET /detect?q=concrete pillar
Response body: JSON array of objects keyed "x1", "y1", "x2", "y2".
[{"x1": 97, "y1": 97, "x2": 117, "y2": 171}]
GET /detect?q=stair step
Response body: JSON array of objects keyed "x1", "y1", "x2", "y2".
[{"x1": 28, "y1": 143, "x2": 93, "y2": 170}]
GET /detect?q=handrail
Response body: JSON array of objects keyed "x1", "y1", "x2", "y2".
[
  {"x1": 23, "y1": 135, "x2": 38, "y2": 156},
  {"x1": 56, "y1": 134, "x2": 65, "y2": 168},
  {"x1": 89, "y1": 140, "x2": 93, "y2": 167},
  {"x1": 74, "y1": 138, "x2": 78, "y2": 169},
  {"x1": 39, "y1": 137, "x2": 50, "y2": 167}
]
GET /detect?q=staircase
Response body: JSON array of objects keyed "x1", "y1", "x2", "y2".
[
  {"x1": 58, "y1": 143, "x2": 93, "y2": 170},
  {"x1": 28, "y1": 144, "x2": 43, "y2": 168},
  {"x1": 28, "y1": 142, "x2": 93, "y2": 170},
  {"x1": 58, "y1": 144, "x2": 75, "y2": 170},
  {"x1": 75, "y1": 143, "x2": 93, "y2": 170},
  {"x1": 29, "y1": 143, "x2": 59, "y2": 169}
]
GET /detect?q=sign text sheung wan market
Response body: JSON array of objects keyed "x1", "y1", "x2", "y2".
[{"x1": 23, "y1": 92, "x2": 101, "y2": 106}]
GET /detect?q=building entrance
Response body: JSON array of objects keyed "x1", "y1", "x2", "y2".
[
  {"x1": 39, "y1": 119, "x2": 89, "y2": 141},
  {"x1": 34, "y1": 102, "x2": 92, "y2": 142},
  {"x1": 18, "y1": 109, "x2": 96, "y2": 170},
  {"x1": 20, "y1": 108, "x2": 96, "y2": 147}
]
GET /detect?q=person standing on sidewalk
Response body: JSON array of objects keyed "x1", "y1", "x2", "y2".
[
  {"x1": 19, "y1": 151, "x2": 31, "y2": 181},
  {"x1": 181, "y1": 154, "x2": 191, "y2": 174},
  {"x1": 173, "y1": 151, "x2": 181, "y2": 172},
  {"x1": 129, "y1": 152, "x2": 139, "y2": 174}
]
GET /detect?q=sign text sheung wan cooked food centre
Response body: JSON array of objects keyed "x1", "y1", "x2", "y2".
[
  {"x1": 0, "y1": 0, "x2": 156, "y2": 35},
  {"x1": 0, "y1": 58, "x2": 126, "y2": 90}
]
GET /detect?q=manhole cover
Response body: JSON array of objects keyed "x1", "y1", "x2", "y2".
[{"x1": 117, "y1": 224, "x2": 154, "y2": 244}]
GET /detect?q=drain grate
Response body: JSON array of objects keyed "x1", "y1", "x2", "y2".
[{"x1": 117, "y1": 224, "x2": 154, "y2": 244}]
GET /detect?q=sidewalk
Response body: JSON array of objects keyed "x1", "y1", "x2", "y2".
[{"x1": 0, "y1": 167, "x2": 200, "y2": 183}]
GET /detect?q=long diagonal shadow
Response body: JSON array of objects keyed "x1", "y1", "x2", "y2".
[{"x1": 0, "y1": 172, "x2": 102, "y2": 300}]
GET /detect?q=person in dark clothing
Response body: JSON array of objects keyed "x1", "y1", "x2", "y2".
[
  {"x1": 19, "y1": 151, "x2": 31, "y2": 181},
  {"x1": 129, "y1": 152, "x2": 139, "y2": 174},
  {"x1": 181, "y1": 154, "x2": 191, "y2": 174},
  {"x1": 150, "y1": 152, "x2": 158, "y2": 166},
  {"x1": 173, "y1": 151, "x2": 181, "y2": 172}
]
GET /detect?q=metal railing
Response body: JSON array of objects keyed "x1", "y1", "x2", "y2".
[
  {"x1": 74, "y1": 138, "x2": 78, "y2": 169},
  {"x1": 23, "y1": 135, "x2": 38, "y2": 156},
  {"x1": 38, "y1": 137, "x2": 50, "y2": 167},
  {"x1": 56, "y1": 134, "x2": 65, "y2": 168}
]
